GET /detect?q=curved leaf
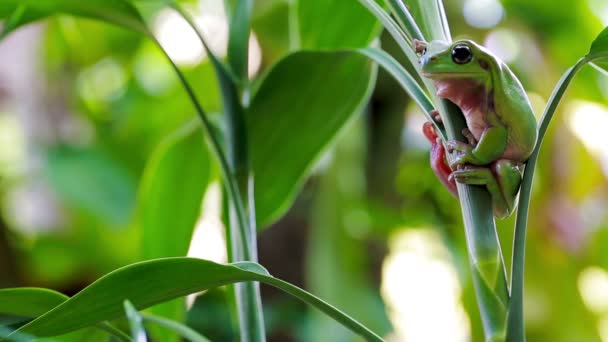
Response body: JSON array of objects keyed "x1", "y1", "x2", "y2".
[
  {"x1": 0, "y1": 288, "x2": 67, "y2": 318},
  {"x1": 0, "y1": 0, "x2": 148, "y2": 39},
  {"x1": 507, "y1": 25, "x2": 608, "y2": 338},
  {"x1": 9, "y1": 258, "x2": 383, "y2": 342},
  {"x1": 355, "y1": 47, "x2": 445, "y2": 141},
  {"x1": 248, "y1": 51, "x2": 376, "y2": 227}
]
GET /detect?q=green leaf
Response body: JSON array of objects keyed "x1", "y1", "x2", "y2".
[
  {"x1": 124, "y1": 301, "x2": 147, "y2": 342},
  {"x1": 9, "y1": 258, "x2": 383, "y2": 342},
  {"x1": 404, "y1": 0, "x2": 451, "y2": 41},
  {"x1": 299, "y1": 0, "x2": 380, "y2": 49},
  {"x1": 139, "y1": 122, "x2": 210, "y2": 259},
  {"x1": 589, "y1": 26, "x2": 608, "y2": 72},
  {"x1": 0, "y1": 288, "x2": 68, "y2": 318},
  {"x1": 589, "y1": 26, "x2": 608, "y2": 55},
  {"x1": 226, "y1": 0, "x2": 253, "y2": 81},
  {"x1": 508, "y1": 26, "x2": 608, "y2": 339},
  {"x1": 248, "y1": 51, "x2": 376, "y2": 227},
  {"x1": 44, "y1": 146, "x2": 137, "y2": 225},
  {"x1": 507, "y1": 57, "x2": 588, "y2": 342},
  {"x1": 384, "y1": 0, "x2": 424, "y2": 42},
  {"x1": 356, "y1": 0, "x2": 420, "y2": 74},
  {"x1": 0, "y1": 288, "x2": 130, "y2": 341},
  {"x1": 0, "y1": 0, "x2": 148, "y2": 39}
]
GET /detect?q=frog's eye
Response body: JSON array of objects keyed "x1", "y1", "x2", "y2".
[{"x1": 451, "y1": 44, "x2": 472, "y2": 64}]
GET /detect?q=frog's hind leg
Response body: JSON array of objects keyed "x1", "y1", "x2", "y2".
[{"x1": 451, "y1": 160, "x2": 522, "y2": 218}]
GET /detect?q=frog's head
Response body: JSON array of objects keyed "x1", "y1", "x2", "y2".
[{"x1": 418, "y1": 39, "x2": 490, "y2": 80}]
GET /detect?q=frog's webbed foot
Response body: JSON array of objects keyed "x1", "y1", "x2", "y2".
[
  {"x1": 450, "y1": 160, "x2": 522, "y2": 219},
  {"x1": 446, "y1": 140, "x2": 474, "y2": 168}
]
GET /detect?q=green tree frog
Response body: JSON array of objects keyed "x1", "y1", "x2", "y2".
[{"x1": 415, "y1": 39, "x2": 538, "y2": 219}]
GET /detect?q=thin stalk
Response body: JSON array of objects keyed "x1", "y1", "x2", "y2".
[
  {"x1": 507, "y1": 57, "x2": 590, "y2": 341},
  {"x1": 401, "y1": 3, "x2": 510, "y2": 338},
  {"x1": 441, "y1": 102, "x2": 509, "y2": 341},
  {"x1": 98, "y1": 322, "x2": 134, "y2": 342},
  {"x1": 257, "y1": 276, "x2": 384, "y2": 342},
  {"x1": 142, "y1": 313, "x2": 212, "y2": 342},
  {"x1": 171, "y1": 5, "x2": 265, "y2": 341}
]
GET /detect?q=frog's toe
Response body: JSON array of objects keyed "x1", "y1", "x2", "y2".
[{"x1": 453, "y1": 170, "x2": 485, "y2": 184}]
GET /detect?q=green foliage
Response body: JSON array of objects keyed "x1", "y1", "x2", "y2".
[
  {"x1": 139, "y1": 122, "x2": 209, "y2": 259},
  {"x1": 1, "y1": 0, "x2": 608, "y2": 341},
  {"x1": 44, "y1": 146, "x2": 137, "y2": 225},
  {"x1": 7, "y1": 258, "x2": 381, "y2": 341},
  {"x1": 250, "y1": 51, "x2": 375, "y2": 226},
  {"x1": 0, "y1": 0, "x2": 148, "y2": 38}
]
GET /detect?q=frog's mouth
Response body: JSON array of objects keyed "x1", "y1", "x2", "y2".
[{"x1": 421, "y1": 71, "x2": 485, "y2": 79}]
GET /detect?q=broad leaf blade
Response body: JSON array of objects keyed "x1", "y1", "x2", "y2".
[
  {"x1": 248, "y1": 51, "x2": 376, "y2": 227},
  {"x1": 9, "y1": 258, "x2": 383, "y2": 342},
  {"x1": 299, "y1": 0, "x2": 380, "y2": 49}
]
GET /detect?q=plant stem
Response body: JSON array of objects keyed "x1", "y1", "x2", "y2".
[
  {"x1": 439, "y1": 100, "x2": 509, "y2": 340},
  {"x1": 507, "y1": 57, "x2": 589, "y2": 341},
  {"x1": 170, "y1": 4, "x2": 265, "y2": 341}
]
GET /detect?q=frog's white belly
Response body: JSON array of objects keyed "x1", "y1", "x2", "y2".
[{"x1": 462, "y1": 107, "x2": 486, "y2": 141}]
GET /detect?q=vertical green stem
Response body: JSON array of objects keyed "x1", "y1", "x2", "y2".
[
  {"x1": 171, "y1": 3, "x2": 265, "y2": 341},
  {"x1": 440, "y1": 100, "x2": 509, "y2": 341}
]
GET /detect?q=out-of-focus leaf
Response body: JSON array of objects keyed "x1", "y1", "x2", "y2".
[
  {"x1": 298, "y1": 0, "x2": 379, "y2": 49},
  {"x1": 124, "y1": 300, "x2": 147, "y2": 342},
  {"x1": 248, "y1": 51, "x2": 376, "y2": 227},
  {"x1": 138, "y1": 122, "x2": 209, "y2": 342},
  {"x1": 226, "y1": 0, "x2": 253, "y2": 81},
  {"x1": 589, "y1": 26, "x2": 608, "y2": 72},
  {"x1": 404, "y1": 0, "x2": 451, "y2": 41},
  {"x1": 44, "y1": 146, "x2": 137, "y2": 225},
  {"x1": 139, "y1": 122, "x2": 209, "y2": 259},
  {"x1": 9, "y1": 258, "x2": 382, "y2": 342},
  {"x1": 0, "y1": 0, "x2": 148, "y2": 39}
]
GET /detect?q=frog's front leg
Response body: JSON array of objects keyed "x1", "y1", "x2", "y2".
[
  {"x1": 447, "y1": 126, "x2": 508, "y2": 168},
  {"x1": 451, "y1": 159, "x2": 522, "y2": 219}
]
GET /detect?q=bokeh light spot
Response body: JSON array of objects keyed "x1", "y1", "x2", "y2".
[
  {"x1": 484, "y1": 29, "x2": 520, "y2": 63},
  {"x1": 567, "y1": 101, "x2": 608, "y2": 175},
  {"x1": 578, "y1": 266, "x2": 608, "y2": 314},
  {"x1": 463, "y1": 0, "x2": 504, "y2": 29},
  {"x1": 382, "y1": 230, "x2": 470, "y2": 342}
]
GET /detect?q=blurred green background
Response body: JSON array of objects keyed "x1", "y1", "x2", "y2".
[{"x1": 0, "y1": 0, "x2": 607, "y2": 341}]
